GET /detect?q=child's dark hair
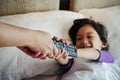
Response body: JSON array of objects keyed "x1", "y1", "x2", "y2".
[{"x1": 69, "y1": 18, "x2": 109, "y2": 50}]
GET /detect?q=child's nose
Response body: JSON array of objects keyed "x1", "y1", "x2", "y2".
[
  {"x1": 81, "y1": 38, "x2": 89, "y2": 46},
  {"x1": 83, "y1": 38, "x2": 88, "y2": 43}
]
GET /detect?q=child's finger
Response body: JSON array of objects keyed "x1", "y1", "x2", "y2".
[
  {"x1": 55, "y1": 49, "x2": 60, "y2": 57},
  {"x1": 60, "y1": 39, "x2": 66, "y2": 43},
  {"x1": 59, "y1": 39, "x2": 71, "y2": 45},
  {"x1": 55, "y1": 49, "x2": 65, "y2": 60},
  {"x1": 65, "y1": 40, "x2": 71, "y2": 45},
  {"x1": 52, "y1": 36, "x2": 59, "y2": 41},
  {"x1": 63, "y1": 52, "x2": 68, "y2": 59},
  {"x1": 61, "y1": 48, "x2": 65, "y2": 55},
  {"x1": 55, "y1": 49, "x2": 62, "y2": 59}
]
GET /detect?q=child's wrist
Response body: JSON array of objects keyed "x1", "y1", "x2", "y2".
[{"x1": 56, "y1": 59, "x2": 68, "y2": 65}]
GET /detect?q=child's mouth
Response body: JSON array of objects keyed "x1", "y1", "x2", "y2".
[{"x1": 80, "y1": 46, "x2": 92, "y2": 48}]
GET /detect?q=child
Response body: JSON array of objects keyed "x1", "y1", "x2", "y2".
[{"x1": 54, "y1": 18, "x2": 114, "y2": 73}]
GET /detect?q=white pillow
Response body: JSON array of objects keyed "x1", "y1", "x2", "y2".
[
  {"x1": 79, "y1": 6, "x2": 120, "y2": 59},
  {"x1": 0, "y1": 10, "x2": 85, "y2": 79},
  {"x1": 0, "y1": 10, "x2": 85, "y2": 40}
]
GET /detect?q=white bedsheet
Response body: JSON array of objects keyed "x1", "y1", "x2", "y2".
[
  {"x1": 62, "y1": 57, "x2": 120, "y2": 80},
  {"x1": 0, "y1": 47, "x2": 60, "y2": 80}
]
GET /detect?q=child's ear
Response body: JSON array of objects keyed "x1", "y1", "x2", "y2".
[{"x1": 101, "y1": 39, "x2": 109, "y2": 48}]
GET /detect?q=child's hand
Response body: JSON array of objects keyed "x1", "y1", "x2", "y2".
[
  {"x1": 52, "y1": 36, "x2": 71, "y2": 45},
  {"x1": 55, "y1": 49, "x2": 69, "y2": 65}
]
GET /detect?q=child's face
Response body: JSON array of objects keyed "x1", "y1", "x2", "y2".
[{"x1": 76, "y1": 25, "x2": 104, "y2": 50}]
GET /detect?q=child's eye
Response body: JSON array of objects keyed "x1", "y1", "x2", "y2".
[
  {"x1": 87, "y1": 36, "x2": 93, "y2": 39},
  {"x1": 76, "y1": 37, "x2": 82, "y2": 41}
]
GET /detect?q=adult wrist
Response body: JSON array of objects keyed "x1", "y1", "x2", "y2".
[{"x1": 23, "y1": 29, "x2": 35, "y2": 47}]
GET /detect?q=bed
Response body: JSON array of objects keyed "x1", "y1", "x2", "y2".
[{"x1": 0, "y1": 0, "x2": 120, "y2": 80}]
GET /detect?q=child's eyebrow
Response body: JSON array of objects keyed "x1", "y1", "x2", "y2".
[
  {"x1": 77, "y1": 32, "x2": 94, "y2": 36},
  {"x1": 87, "y1": 32, "x2": 94, "y2": 35}
]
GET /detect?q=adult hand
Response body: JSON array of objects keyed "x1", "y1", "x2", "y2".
[
  {"x1": 0, "y1": 22, "x2": 58, "y2": 59},
  {"x1": 18, "y1": 30, "x2": 59, "y2": 59}
]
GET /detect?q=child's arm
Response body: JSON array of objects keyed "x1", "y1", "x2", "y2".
[
  {"x1": 77, "y1": 48, "x2": 100, "y2": 60},
  {"x1": 77, "y1": 48, "x2": 114, "y2": 63}
]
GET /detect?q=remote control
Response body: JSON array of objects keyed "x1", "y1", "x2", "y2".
[{"x1": 53, "y1": 40, "x2": 77, "y2": 57}]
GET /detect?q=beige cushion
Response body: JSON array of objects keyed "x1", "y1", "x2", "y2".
[
  {"x1": 70, "y1": 0, "x2": 120, "y2": 11},
  {"x1": 0, "y1": 0, "x2": 59, "y2": 16}
]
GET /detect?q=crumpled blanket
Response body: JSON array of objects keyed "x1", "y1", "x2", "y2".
[
  {"x1": 62, "y1": 58, "x2": 120, "y2": 80},
  {"x1": 0, "y1": 47, "x2": 60, "y2": 80}
]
